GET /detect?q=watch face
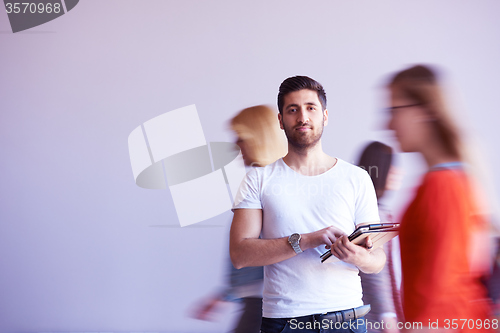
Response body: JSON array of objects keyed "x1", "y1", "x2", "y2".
[{"x1": 290, "y1": 233, "x2": 300, "y2": 243}]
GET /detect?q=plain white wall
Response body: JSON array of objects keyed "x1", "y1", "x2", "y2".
[{"x1": 1, "y1": 1, "x2": 499, "y2": 332}]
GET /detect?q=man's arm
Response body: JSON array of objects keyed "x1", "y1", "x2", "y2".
[
  {"x1": 230, "y1": 208, "x2": 342, "y2": 269},
  {"x1": 331, "y1": 235, "x2": 386, "y2": 274}
]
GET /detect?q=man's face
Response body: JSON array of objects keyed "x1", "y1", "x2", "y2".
[{"x1": 278, "y1": 89, "x2": 328, "y2": 149}]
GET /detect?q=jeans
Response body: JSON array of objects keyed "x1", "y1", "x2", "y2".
[{"x1": 261, "y1": 315, "x2": 367, "y2": 333}]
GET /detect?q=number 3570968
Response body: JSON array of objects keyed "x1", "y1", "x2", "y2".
[
  {"x1": 5, "y1": 2, "x2": 61, "y2": 14},
  {"x1": 443, "y1": 319, "x2": 498, "y2": 330}
]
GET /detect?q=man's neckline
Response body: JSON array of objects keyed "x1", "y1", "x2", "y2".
[{"x1": 280, "y1": 157, "x2": 339, "y2": 177}]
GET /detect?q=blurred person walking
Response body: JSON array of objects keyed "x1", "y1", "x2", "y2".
[
  {"x1": 357, "y1": 141, "x2": 403, "y2": 333},
  {"x1": 385, "y1": 65, "x2": 492, "y2": 332},
  {"x1": 193, "y1": 105, "x2": 287, "y2": 333}
]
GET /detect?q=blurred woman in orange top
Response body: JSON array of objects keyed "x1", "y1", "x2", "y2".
[{"x1": 385, "y1": 65, "x2": 492, "y2": 332}]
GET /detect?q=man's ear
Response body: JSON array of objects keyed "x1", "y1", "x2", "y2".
[
  {"x1": 323, "y1": 109, "x2": 329, "y2": 126},
  {"x1": 278, "y1": 113, "x2": 284, "y2": 130}
]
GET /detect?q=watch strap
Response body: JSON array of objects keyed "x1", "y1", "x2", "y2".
[
  {"x1": 291, "y1": 243, "x2": 303, "y2": 254},
  {"x1": 288, "y1": 233, "x2": 303, "y2": 254}
]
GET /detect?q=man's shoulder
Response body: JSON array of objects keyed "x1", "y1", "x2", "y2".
[
  {"x1": 335, "y1": 158, "x2": 369, "y2": 178},
  {"x1": 243, "y1": 158, "x2": 284, "y2": 181},
  {"x1": 252, "y1": 158, "x2": 283, "y2": 174}
]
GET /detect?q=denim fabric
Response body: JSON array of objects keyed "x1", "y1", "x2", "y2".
[
  {"x1": 261, "y1": 316, "x2": 367, "y2": 333},
  {"x1": 230, "y1": 262, "x2": 264, "y2": 288},
  {"x1": 221, "y1": 257, "x2": 264, "y2": 301}
]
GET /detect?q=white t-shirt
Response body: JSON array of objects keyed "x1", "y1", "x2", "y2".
[{"x1": 232, "y1": 158, "x2": 380, "y2": 318}]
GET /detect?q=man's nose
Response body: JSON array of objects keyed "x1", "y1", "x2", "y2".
[{"x1": 297, "y1": 109, "x2": 309, "y2": 124}]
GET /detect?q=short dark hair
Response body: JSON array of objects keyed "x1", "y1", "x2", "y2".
[{"x1": 277, "y1": 76, "x2": 327, "y2": 114}]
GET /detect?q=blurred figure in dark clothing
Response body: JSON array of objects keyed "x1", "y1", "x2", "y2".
[{"x1": 358, "y1": 141, "x2": 402, "y2": 333}]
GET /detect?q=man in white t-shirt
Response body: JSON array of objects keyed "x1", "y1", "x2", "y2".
[{"x1": 230, "y1": 76, "x2": 386, "y2": 333}]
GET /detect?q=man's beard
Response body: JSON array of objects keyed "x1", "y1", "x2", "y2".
[{"x1": 283, "y1": 119, "x2": 324, "y2": 151}]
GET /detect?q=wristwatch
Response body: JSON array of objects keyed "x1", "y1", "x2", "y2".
[{"x1": 288, "y1": 233, "x2": 303, "y2": 254}]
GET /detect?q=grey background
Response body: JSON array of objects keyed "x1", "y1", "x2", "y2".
[{"x1": 0, "y1": 1, "x2": 499, "y2": 332}]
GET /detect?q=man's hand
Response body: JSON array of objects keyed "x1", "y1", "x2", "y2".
[
  {"x1": 301, "y1": 226, "x2": 344, "y2": 251},
  {"x1": 331, "y1": 235, "x2": 385, "y2": 273},
  {"x1": 331, "y1": 235, "x2": 371, "y2": 265}
]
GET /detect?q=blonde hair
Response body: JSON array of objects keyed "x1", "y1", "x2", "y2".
[
  {"x1": 230, "y1": 105, "x2": 287, "y2": 167},
  {"x1": 388, "y1": 65, "x2": 464, "y2": 160}
]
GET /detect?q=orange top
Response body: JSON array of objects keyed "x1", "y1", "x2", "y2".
[{"x1": 400, "y1": 169, "x2": 491, "y2": 328}]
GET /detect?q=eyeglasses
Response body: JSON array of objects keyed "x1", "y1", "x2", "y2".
[{"x1": 386, "y1": 103, "x2": 423, "y2": 115}]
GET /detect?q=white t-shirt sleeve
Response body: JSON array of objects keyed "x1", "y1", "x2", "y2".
[
  {"x1": 354, "y1": 170, "x2": 380, "y2": 224},
  {"x1": 232, "y1": 168, "x2": 262, "y2": 211}
]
